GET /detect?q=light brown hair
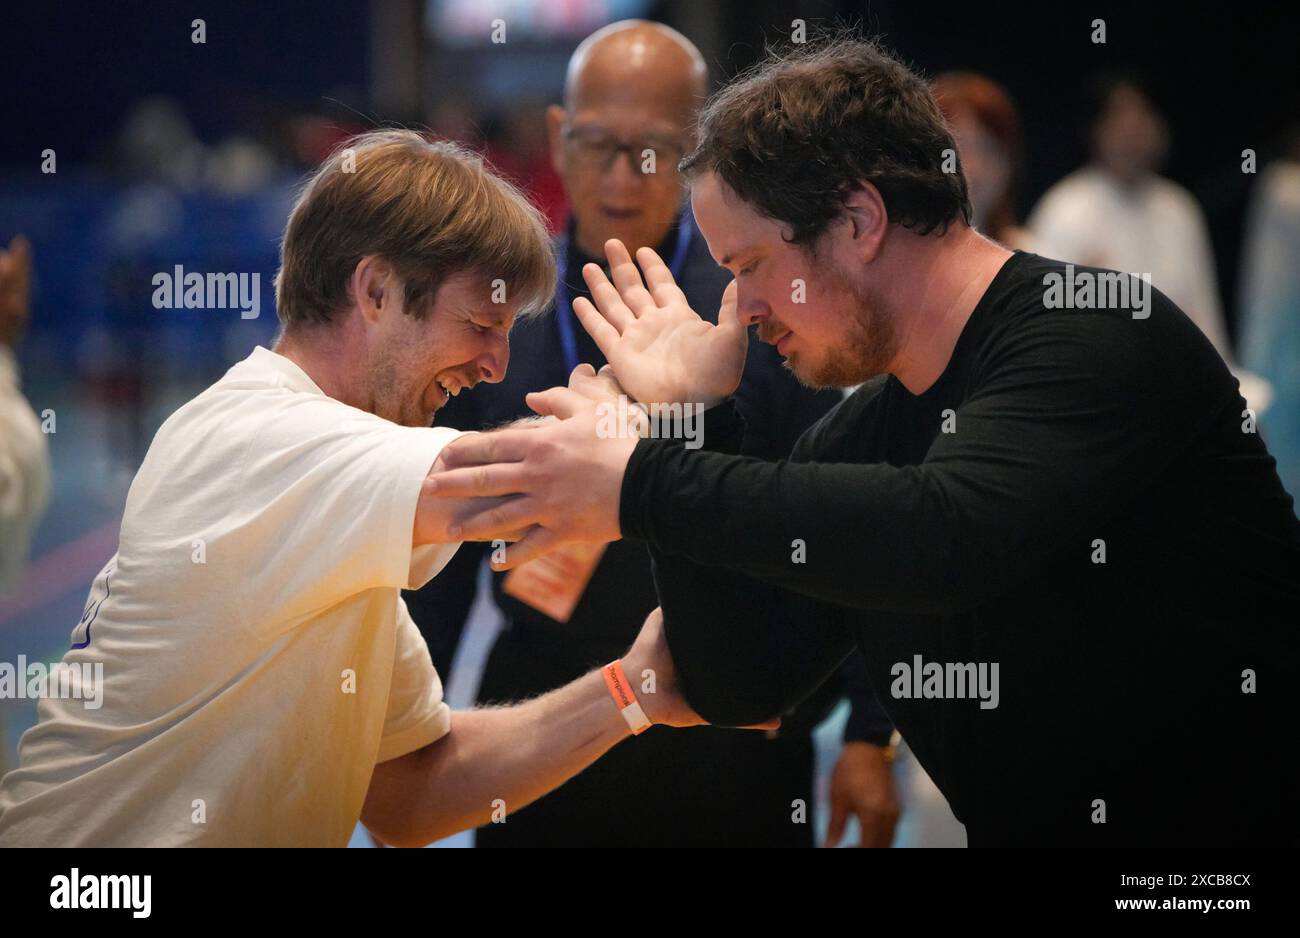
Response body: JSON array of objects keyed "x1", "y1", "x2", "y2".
[{"x1": 274, "y1": 129, "x2": 555, "y2": 329}]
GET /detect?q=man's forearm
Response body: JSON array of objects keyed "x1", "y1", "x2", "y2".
[
  {"x1": 362, "y1": 669, "x2": 631, "y2": 846},
  {"x1": 652, "y1": 545, "x2": 859, "y2": 727}
]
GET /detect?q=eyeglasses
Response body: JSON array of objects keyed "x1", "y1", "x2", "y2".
[{"x1": 562, "y1": 126, "x2": 686, "y2": 176}]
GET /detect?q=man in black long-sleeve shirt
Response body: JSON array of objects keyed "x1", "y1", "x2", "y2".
[
  {"x1": 615, "y1": 248, "x2": 1300, "y2": 845},
  {"x1": 427, "y1": 36, "x2": 1300, "y2": 845}
]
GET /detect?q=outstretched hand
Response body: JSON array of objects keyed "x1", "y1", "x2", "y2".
[{"x1": 571, "y1": 239, "x2": 746, "y2": 409}]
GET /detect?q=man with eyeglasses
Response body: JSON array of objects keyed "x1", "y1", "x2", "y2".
[{"x1": 406, "y1": 20, "x2": 903, "y2": 847}]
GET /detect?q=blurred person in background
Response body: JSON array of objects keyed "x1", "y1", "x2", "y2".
[
  {"x1": 0, "y1": 235, "x2": 50, "y2": 596},
  {"x1": 933, "y1": 72, "x2": 1033, "y2": 251},
  {"x1": 0, "y1": 235, "x2": 50, "y2": 781},
  {"x1": 406, "y1": 19, "x2": 902, "y2": 848},
  {"x1": 1029, "y1": 75, "x2": 1234, "y2": 361},
  {"x1": 1239, "y1": 125, "x2": 1300, "y2": 502}
]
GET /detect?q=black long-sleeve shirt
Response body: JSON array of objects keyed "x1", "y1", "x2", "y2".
[{"x1": 621, "y1": 251, "x2": 1300, "y2": 845}]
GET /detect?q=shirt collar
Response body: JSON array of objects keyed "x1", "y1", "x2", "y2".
[{"x1": 244, "y1": 345, "x2": 327, "y2": 396}]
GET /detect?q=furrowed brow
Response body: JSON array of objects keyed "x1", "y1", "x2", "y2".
[{"x1": 719, "y1": 247, "x2": 756, "y2": 271}]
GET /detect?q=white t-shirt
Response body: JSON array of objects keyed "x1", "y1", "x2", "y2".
[{"x1": 0, "y1": 346, "x2": 461, "y2": 846}]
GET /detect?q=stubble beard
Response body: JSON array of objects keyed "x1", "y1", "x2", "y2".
[
  {"x1": 367, "y1": 332, "x2": 426, "y2": 427},
  {"x1": 788, "y1": 265, "x2": 899, "y2": 390}
]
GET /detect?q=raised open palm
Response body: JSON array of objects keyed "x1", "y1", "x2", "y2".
[{"x1": 570, "y1": 239, "x2": 747, "y2": 408}]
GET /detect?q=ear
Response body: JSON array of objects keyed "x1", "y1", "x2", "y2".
[
  {"x1": 841, "y1": 182, "x2": 889, "y2": 264},
  {"x1": 546, "y1": 105, "x2": 568, "y2": 175},
  {"x1": 351, "y1": 256, "x2": 398, "y2": 327}
]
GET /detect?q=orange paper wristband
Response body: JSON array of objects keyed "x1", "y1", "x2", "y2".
[{"x1": 602, "y1": 660, "x2": 651, "y2": 735}]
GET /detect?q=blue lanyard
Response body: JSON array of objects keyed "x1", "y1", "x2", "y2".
[{"x1": 553, "y1": 214, "x2": 694, "y2": 374}]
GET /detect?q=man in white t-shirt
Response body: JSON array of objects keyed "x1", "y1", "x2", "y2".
[{"x1": 0, "y1": 130, "x2": 748, "y2": 847}]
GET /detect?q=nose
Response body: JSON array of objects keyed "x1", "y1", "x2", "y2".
[
  {"x1": 478, "y1": 333, "x2": 510, "y2": 384},
  {"x1": 736, "y1": 283, "x2": 768, "y2": 329},
  {"x1": 603, "y1": 149, "x2": 645, "y2": 190}
]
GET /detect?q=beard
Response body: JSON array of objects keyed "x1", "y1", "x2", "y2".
[
  {"x1": 366, "y1": 331, "x2": 430, "y2": 427},
  {"x1": 781, "y1": 262, "x2": 899, "y2": 390}
]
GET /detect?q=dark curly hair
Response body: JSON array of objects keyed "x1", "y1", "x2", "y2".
[{"x1": 680, "y1": 35, "x2": 972, "y2": 245}]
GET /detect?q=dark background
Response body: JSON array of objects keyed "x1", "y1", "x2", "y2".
[{"x1": 3, "y1": 1, "x2": 1297, "y2": 324}]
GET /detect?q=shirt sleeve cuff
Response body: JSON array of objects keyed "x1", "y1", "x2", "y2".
[
  {"x1": 384, "y1": 426, "x2": 465, "y2": 590},
  {"x1": 375, "y1": 700, "x2": 452, "y2": 764}
]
